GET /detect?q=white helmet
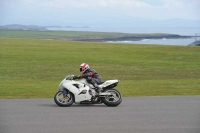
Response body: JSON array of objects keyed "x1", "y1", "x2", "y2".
[{"x1": 80, "y1": 63, "x2": 89, "y2": 74}]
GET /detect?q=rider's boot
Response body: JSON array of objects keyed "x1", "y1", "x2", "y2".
[{"x1": 95, "y1": 85, "x2": 103, "y2": 96}]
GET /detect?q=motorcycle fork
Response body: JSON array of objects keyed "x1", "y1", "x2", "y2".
[{"x1": 62, "y1": 89, "x2": 69, "y2": 99}]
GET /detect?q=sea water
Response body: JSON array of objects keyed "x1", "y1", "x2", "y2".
[{"x1": 107, "y1": 38, "x2": 196, "y2": 46}]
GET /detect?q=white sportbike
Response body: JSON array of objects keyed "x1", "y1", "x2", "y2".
[{"x1": 54, "y1": 74, "x2": 122, "y2": 107}]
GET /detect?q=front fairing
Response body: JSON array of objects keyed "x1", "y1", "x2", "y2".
[
  {"x1": 58, "y1": 76, "x2": 92, "y2": 103},
  {"x1": 59, "y1": 78, "x2": 93, "y2": 90},
  {"x1": 63, "y1": 81, "x2": 92, "y2": 103},
  {"x1": 58, "y1": 74, "x2": 74, "y2": 91}
]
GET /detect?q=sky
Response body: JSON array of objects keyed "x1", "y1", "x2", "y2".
[{"x1": 0, "y1": 0, "x2": 200, "y2": 27}]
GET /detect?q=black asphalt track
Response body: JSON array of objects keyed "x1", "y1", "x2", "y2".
[{"x1": 0, "y1": 96, "x2": 199, "y2": 133}]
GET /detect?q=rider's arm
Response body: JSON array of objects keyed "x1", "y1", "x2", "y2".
[
  {"x1": 73, "y1": 74, "x2": 89, "y2": 80},
  {"x1": 80, "y1": 72, "x2": 93, "y2": 78}
]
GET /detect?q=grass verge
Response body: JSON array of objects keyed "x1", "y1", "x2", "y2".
[{"x1": 0, "y1": 38, "x2": 200, "y2": 98}]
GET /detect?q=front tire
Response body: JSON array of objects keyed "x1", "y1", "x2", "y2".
[
  {"x1": 54, "y1": 91, "x2": 74, "y2": 107},
  {"x1": 101, "y1": 89, "x2": 122, "y2": 107}
]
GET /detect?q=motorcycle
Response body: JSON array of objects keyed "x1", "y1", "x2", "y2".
[{"x1": 54, "y1": 74, "x2": 122, "y2": 107}]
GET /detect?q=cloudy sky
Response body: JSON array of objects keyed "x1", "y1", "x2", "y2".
[{"x1": 0, "y1": 0, "x2": 200, "y2": 27}]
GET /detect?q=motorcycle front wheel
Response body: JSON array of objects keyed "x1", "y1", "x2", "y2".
[
  {"x1": 101, "y1": 89, "x2": 122, "y2": 107},
  {"x1": 54, "y1": 91, "x2": 74, "y2": 107}
]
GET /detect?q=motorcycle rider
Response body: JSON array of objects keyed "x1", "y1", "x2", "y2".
[{"x1": 73, "y1": 63, "x2": 103, "y2": 95}]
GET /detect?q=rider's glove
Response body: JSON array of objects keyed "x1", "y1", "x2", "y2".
[{"x1": 73, "y1": 76, "x2": 80, "y2": 80}]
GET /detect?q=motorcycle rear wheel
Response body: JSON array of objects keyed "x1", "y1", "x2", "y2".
[
  {"x1": 54, "y1": 91, "x2": 74, "y2": 107},
  {"x1": 101, "y1": 89, "x2": 122, "y2": 107}
]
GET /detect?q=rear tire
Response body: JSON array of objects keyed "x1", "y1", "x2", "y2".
[
  {"x1": 54, "y1": 91, "x2": 74, "y2": 107},
  {"x1": 101, "y1": 89, "x2": 122, "y2": 107}
]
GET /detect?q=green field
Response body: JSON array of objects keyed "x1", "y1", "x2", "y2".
[
  {"x1": 0, "y1": 38, "x2": 200, "y2": 98},
  {"x1": 0, "y1": 30, "x2": 114, "y2": 39}
]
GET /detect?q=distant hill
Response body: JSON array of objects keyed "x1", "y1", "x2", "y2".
[
  {"x1": 0, "y1": 24, "x2": 47, "y2": 30},
  {"x1": 0, "y1": 30, "x2": 190, "y2": 42}
]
